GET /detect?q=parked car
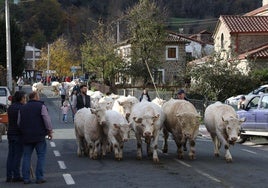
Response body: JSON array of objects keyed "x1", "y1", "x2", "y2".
[
  {"x1": 236, "y1": 93, "x2": 268, "y2": 143},
  {"x1": 0, "y1": 86, "x2": 12, "y2": 108},
  {"x1": 225, "y1": 84, "x2": 268, "y2": 106}
]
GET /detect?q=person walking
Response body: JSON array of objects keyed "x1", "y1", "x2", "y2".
[
  {"x1": 18, "y1": 92, "x2": 53, "y2": 184},
  {"x1": 59, "y1": 82, "x2": 66, "y2": 106},
  {"x1": 6, "y1": 91, "x2": 27, "y2": 183},
  {"x1": 61, "y1": 101, "x2": 70, "y2": 123},
  {"x1": 76, "y1": 84, "x2": 91, "y2": 110},
  {"x1": 17, "y1": 77, "x2": 24, "y2": 91},
  {"x1": 69, "y1": 90, "x2": 77, "y2": 117},
  {"x1": 177, "y1": 89, "x2": 189, "y2": 101}
]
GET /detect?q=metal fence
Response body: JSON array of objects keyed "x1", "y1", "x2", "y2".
[{"x1": 117, "y1": 88, "x2": 216, "y2": 118}]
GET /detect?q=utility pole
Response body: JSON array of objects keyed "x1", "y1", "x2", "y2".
[
  {"x1": 5, "y1": 0, "x2": 12, "y2": 90},
  {"x1": 117, "y1": 21, "x2": 120, "y2": 43},
  {"x1": 47, "y1": 44, "x2": 50, "y2": 86}
]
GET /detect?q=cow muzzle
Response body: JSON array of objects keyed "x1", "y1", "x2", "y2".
[
  {"x1": 229, "y1": 137, "x2": 237, "y2": 145},
  {"x1": 143, "y1": 131, "x2": 152, "y2": 138}
]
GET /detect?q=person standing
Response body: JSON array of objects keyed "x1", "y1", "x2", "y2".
[
  {"x1": 177, "y1": 89, "x2": 189, "y2": 101},
  {"x1": 17, "y1": 77, "x2": 24, "y2": 91},
  {"x1": 139, "y1": 89, "x2": 151, "y2": 102},
  {"x1": 69, "y1": 90, "x2": 77, "y2": 115},
  {"x1": 6, "y1": 91, "x2": 27, "y2": 183},
  {"x1": 237, "y1": 95, "x2": 246, "y2": 110},
  {"x1": 61, "y1": 102, "x2": 70, "y2": 123},
  {"x1": 76, "y1": 84, "x2": 91, "y2": 110},
  {"x1": 19, "y1": 92, "x2": 53, "y2": 184},
  {"x1": 59, "y1": 82, "x2": 66, "y2": 106}
]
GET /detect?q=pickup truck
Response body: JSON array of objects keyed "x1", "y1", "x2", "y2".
[{"x1": 236, "y1": 93, "x2": 268, "y2": 143}]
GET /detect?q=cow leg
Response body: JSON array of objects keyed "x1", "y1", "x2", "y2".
[
  {"x1": 89, "y1": 142, "x2": 94, "y2": 159},
  {"x1": 189, "y1": 139, "x2": 196, "y2": 160},
  {"x1": 145, "y1": 137, "x2": 152, "y2": 157},
  {"x1": 225, "y1": 148, "x2": 232, "y2": 163},
  {"x1": 101, "y1": 137, "x2": 108, "y2": 158},
  {"x1": 135, "y1": 132, "x2": 143, "y2": 160},
  {"x1": 174, "y1": 135, "x2": 183, "y2": 159},
  {"x1": 212, "y1": 136, "x2": 220, "y2": 157},
  {"x1": 152, "y1": 131, "x2": 160, "y2": 163},
  {"x1": 162, "y1": 127, "x2": 169, "y2": 153},
  {"x1": 119, "y1": 142, "x2": 124, "y2": 160},
  {"x1": 109, "y1": 135, "x2": 120, "y2": 160},
  {"x1": 92, "y1": 141, "x2": 100, "y2": 160}
]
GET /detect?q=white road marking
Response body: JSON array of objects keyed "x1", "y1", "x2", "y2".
[
  {"x1": 53, "y1": 150, "x2": 61, "y2": 157},
  {"x1": 195, "y1": 169, "x2": 221, "y2": 183},
  {"x1": 50, "y1": 141, "x2": 56, "y2": 147},
  {"x1": 174, "y1": 159, "x2": 221, "y2": 183},
  {"x1": 63, "y1": 174, "x2": 75, "y2": 185},
  {"x1": 58, "y1": 161, "x2": 67, "y2": 169},
  {"x1": 174, "y1": 159, "x2": 192, "y2": 168},
  {"x1": 241, "y1": 149, "x2": 257, "y2": 154}
]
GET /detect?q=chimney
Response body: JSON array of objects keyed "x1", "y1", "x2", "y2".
[{"x1": 263, "y1": 0, "x2": 268, "y2": 6}]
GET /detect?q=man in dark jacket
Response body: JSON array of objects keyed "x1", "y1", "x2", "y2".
[
  {"x1": 19, "y1": 92, "x2": 53, "y2": 184},
  {"x1": 6, "y1": 91, "x2": 27, "y2": 183},
  {"x1": 76, "y1": 84, "x2": 91, "y2": 110}
]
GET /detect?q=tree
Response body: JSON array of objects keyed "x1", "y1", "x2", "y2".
[
  {"x1": 36, "y1": 36, "x2": 80, "y2": 78},
  {"x1": 0, "y1": 17, "x2": 25, "y2": 84},
  {"x1": 126, "y1": 0, "x2": 167, "y2": 86},
  {"x1": 81, "y1": 20, "x2": 125, "y2": 87},
  {"x1": 188, "y1": 53, "x2": 258, "y2": 102}
]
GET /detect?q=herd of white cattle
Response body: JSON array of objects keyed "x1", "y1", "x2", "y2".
[{"x1": 32, "y1": 81, "x2": 246, "y2": 163}]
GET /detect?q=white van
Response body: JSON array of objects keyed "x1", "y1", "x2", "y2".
[{"x1": 0, "y1": 86, "x2": 12, "y2": 107}]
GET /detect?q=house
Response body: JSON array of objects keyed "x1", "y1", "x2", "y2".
[
  {"x1": 23, "y1": 44, "x2": 42, "y2": 83},
  {"x1": 115, "y1": 31, "x2": 189, "y2": 86},
  {"x1": 212, "y1": 0, "x2": 268, "y2": 73}
]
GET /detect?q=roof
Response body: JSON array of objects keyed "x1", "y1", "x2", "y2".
[
  {"x1": 167, "y1": 31, "x2": 212, "y2": 45},
  {"x1": 219, "y1": 15, "x2": 268, "y2": 33},
  {"x1": 25, "y1": 45, "x2": 40, "y2": 52},
  {"x1": 238, "y1": 43, "x2": 268, "y2": 60},
  {"x1": 244, "y1": 4, "x2": 268, "y2": 16}
]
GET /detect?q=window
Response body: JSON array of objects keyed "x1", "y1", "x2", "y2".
[
  {"x1": 221, "y1": 33, "x2": 224, "y2": 49},
  {"x1": 166, "y1": 46, "x2": 178, "y2": 60}
]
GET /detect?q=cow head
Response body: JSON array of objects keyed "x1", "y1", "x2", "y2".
[
  {"x1": 114, "y1": 123, "x2": 131, "y2": 142},
  {"x1": 90, "y1": 108, "x2": 106, "y2": 126},
  {"x1": 118, "y1": 101, "x2": 134, "y2": 120},
  {"x1": 222, "y1": 116, "x2": 246, "y2": 145},
  {"x1": 176, "y1": 112, "x2": 201, "y2": 140},
  {"x1": 133, "y1": 114, "x2": 160, "y2": 138}
]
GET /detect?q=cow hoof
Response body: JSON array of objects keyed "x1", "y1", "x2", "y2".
[
  {"x1": 136, "y1": 156, "x2": 142, "y2": 160},
  {"x1": 189, "y1": 155, "x2": 196, "y2": 160},
  {"x1": 153, "y1": 158, "x2": 159, "y2": 163},
  {"x1": 226, "y1": 158, "x2": 233, "y2": 163},
  {"x1": 178, "y1": 155, "x2": 184, "y2": 159},
  {"x1": 214, "y1": 153, "x2": 220, "y2": 157}
]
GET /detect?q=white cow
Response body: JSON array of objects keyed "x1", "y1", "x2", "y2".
[
  {"x1": 129, "y1": 101, "x2": 165, "y2": 163},
  {"x1": 51, "y1": 81, "x2": 61, "y2": 96},
  {"x1": 112, "y1": 95, "x2": 139, "y2": 121},
  {"x1": 104, "y1": 110, "x2": 131, "y2": 160},
  {"x1": 204, "y1": 102, "x2": 245, "y2": 162},
  {"x1": 152, "y1": 97, "x2": 166, "y2": 107},
  {"x1": 74, "y1": 107, "x2": 106, "y2": 159},
  {"x1": 32, "y1": 82, "x2": 44, "y2": 93},
  {"x1": 162, "y1": 99, "x2": 201, "y2": 160},
  {"x1": 98, "y1": 96, "x2": 115, "y2": 110}
]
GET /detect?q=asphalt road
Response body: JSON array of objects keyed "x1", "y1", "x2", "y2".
[{"x1": 1, "y1": 85, "x2": 268, "y2": 188}]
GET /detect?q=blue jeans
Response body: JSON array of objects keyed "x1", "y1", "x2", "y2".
[
  {"x1": 6, "y1": 135, "x2": 23, "y2": 179},
  {"x1": 62, "y1": 114, "x2": 67, "y2": 122},
  {"x1": 22, "y1": 140, "x2": 47, "y2": 181}
]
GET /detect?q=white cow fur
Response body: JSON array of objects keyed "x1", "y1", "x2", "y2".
[
  {"x1": 104, "y1": 110, "x2": 131, "y2": 160},
  {"x1": 162, "y1": 99, "x2": 200, "y2": 160},
  {"x1": 74, "y1": 107, "x2": 106, "y2": 159},
  {"x1": 204, "y1": 101, "x2": 245, "y2": 163},
  {"x1": 112, "y1": 95, "x2": 139, "y2": 121},
  {"x1": 129, "y1": 101, "x2": 165, "y2": 163}
]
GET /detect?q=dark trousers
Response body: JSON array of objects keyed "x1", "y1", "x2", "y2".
[
  {"x1": 60, "y1": 95, "x2": 66, "y2": 106},
  {"x1": 6, "y1": 135, "x2": 23, "y2": 179}
]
